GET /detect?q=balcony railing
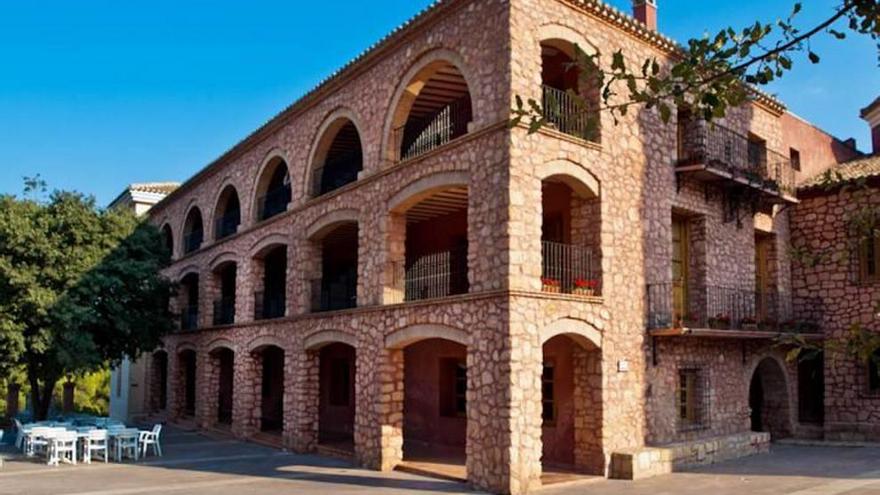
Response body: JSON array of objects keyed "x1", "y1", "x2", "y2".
[
  {"x1": 392, "y1": 95, "x2": 472, "y2": 162},
  {"x1": 214, "y1": 212, "x2": 240, "y2": 240},
  {"x1": 254, "y1": 290, "x2": 286, "y2": 320},
  {"x1": 213, "y1": 297, "x2": 235, "y2": 326},
  {"x1": 311, "y1": 278, "x2": 357, "y2": 313},
  {"x1": 389, "y1": 249, "x2": 469, "y2": 303},
  {"x1": 183, "y1": 231, "x2": 203, "y2": 254},
  {"x1": 257, "y1": 186, "x2": 291, "y2": 221},
  {"x1": 541, "y1": 85, "x2": 598, "y2": 142},
  {"x1": 312, "y1": 153, "x2": 362, "y2": 197},
  {"x1": 645, "y1": 283, "x2": 817, "y2": 332},
  {"x1": 180, "y1": 305, "x2": 199, "y2": 331},
  {"x1": 541, "y1": 241, "x2": 601, "y2": 296},
  {"x1": 677, "y1": 121, "x2": 795, "y2": 194}
]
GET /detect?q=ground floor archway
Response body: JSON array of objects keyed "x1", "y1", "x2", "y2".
[
  {"x1": 749, "y1": 357, "x2": 792, "y2": 438},
  {"x1": 318, "y1": 342, "x2": 356, "y2": 452},
  {"x1": 211, "y1": 347, "x2": 235, "y2": 425},
  {"x1": 541, "y1": 333, "x2": 603, "y2": 477},
  {"x1": 798, "y1": 351, "x2": 824, "y2": 425},
  {"x1": 179, "y1": 349, "x2": 197, "y2": 417},
  {"x1": 150, "y1": 351, "x2": 168, "y2": 412},
  {"x1": 256, "y1": 345, "x2": 285, "y2": 433}
]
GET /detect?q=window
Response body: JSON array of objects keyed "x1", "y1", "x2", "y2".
[
  {"x1": 329, "y1": 358, "x2": 351, "y2": 407},
  {"x1": 678, "y1": 368, "x2": 708, "y2": 430},
  {"x1": 439, "y1": 358, "x2": 467, "y2": 417},
  {"x1": 869, "y1": 350, "x2": 880, "y2": 393},
  {"x1": 542, "y1": 361, "x2": 556, "y2": 424},
  {"x1": 790, "y1": 148, "x2": 801, "y2": 171},
  {"x1": 859, "y1": 231, "x2": 880, "y2": 282},
  {"x1": 747, "y1": 134, "x2": 767, "y2": 170}
]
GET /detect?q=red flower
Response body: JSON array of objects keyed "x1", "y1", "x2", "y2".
[
  {"x1": 541, "y1": 277, "x2": 560, "y2": 286},
  {"x1": 574, "y1": 278, "x2": 599, "y2": 289}
]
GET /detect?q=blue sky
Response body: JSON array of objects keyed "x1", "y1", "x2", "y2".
[{"x1": 1, "y1": 0, "x2": 877, "y2": 205}]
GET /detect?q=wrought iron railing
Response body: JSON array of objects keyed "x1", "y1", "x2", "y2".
[
  {"x1": 254, "y1": 290, "x2": 286, "y2": 320},
  {"x1": 312, "y1": 152, "x2": 362, "y2": 197},
  {"x1": 677, "y1": 120, "x2": 795, "y2": 194},
  {"x1": 180, "y1": 305, "x2": 199, "y2": 331},
  {"x1": 183, "y1": 231, "x2": 203, "y2": 254},
  {"x1": 311, "y1": 278, "x2": 357, "y2": 313},
  {"x1": 214, "y1": 212, "x2": 240, "y2": 240},
  {"x1": 389, "y1": 248, "x2": 469, "y2": 303},
  {"x1": 212, "y1": 297, "x2": 235, "y2": 326},
  {"x1": 541, "y1": 241, "x2": 601, "y2": 296},
  {"x1": 392, "y1": 95, "x2": 472, "y2": 162},
  {"x1": 645, "y1": 283, "x2": 814, "y2": 332},
  {"x1": 541, "y1": 85, "x2": 598, "y2": 142},
  {"x1": 257, "y1": 186, "x2": 291, "y2": 221}
]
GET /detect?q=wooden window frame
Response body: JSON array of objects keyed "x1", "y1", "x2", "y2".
[
  {"x1": 858, "y1": 231, "x2": 880, "y2": 283},
  {"x1": 677, "y1": 367, "x2": 709, "y2": 431}
]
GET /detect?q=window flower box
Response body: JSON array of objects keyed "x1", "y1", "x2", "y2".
[
  {"x1": 572, "y1": 278, "x2": 599, "y2": 297},
  {"x1": 541, "y1": 277, "x2": 561, "y2": 293}
]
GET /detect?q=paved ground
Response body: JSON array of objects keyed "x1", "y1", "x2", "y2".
[{"x1": 0, "y1": 427, "x2": 877, "y2": 495}]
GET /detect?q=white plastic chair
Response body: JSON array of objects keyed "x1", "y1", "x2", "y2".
[
  {"x1": 25, "y1": 427, "x2": 54, "y2": 457},
  {"x1": 82, "y1": 429, "x2": 108, "y2": 464},
  {"x1": 138, "y1": 424, "x2": 163, "y2": 458},
  {"x1": 112, "y1": 429, "x2": 139, "y2": 462},
  {"x1": 47, "y1": 430, "x2": 77, "y2": 466}
]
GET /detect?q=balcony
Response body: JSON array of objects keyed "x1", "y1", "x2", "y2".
[
  {"x1": 212, "y1": 297, "x2": 235, "y2": 326},
  {"x1": 541, "y1": 241, "x2": 601, "y2": 297},
  {"x1": 254, "y1": 291, "x2": 285, "y2": 320},
  {"x1": 180, "y1": 305, "x2": 199, "y2": 331},
  {"x1": 676, "y1": 121, "x2": 796, "y2": 204},
  {"x1": 392, "y1": 95, "x2": 471, "y2": 162},
  {"x1": 646, "y1": 283, "x2": 820, "y2": 337},
  {"x1": 389, "y1": 248, "x2": 469, "y2": 303},
  {"x1": 312, "y1": 154, "x2": 361, "y2": 197},
  {"x1": 311, "y1": 278, "x2": 356, "y2": 313},
  {"x1": 257, "y1": 187, "x2": 290, "y2": 222},
  {"x1": 214, "y1": 212, "x2": 240, "y2": 240},
  {"x1": 541, "y1": 85, "x2": 598, "y2": 142}
]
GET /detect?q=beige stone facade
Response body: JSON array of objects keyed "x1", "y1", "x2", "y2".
[{"x1": 139, "y1": 1, "x2": 868, "y2": 493}]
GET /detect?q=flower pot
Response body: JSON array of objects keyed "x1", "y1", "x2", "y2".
[
  {"x1": 542, "y1": 284, "x2": 560, "y2": 293},
  {"x1": 573, "y1": 288, "x2": 594, "y2": 297}
]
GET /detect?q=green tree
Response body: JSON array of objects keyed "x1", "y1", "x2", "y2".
[{"x1": 0, "y1": 178, "x2": 175, "y2": 420}]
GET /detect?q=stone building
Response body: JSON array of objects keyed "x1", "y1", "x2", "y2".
[{"x1": 136, "y1": 0, "x2": 870, "y2": 493}]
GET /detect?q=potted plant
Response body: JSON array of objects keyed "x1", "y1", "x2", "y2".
[
  {"x1": 740, "y1": 315, "x2": 758, "y2": 330},
  {"x1": 541, "y1": 277, "x2": 561, "y2": 293},
  {"x1": 573, "y1": 278, "x2": 599, "y2": 296},
  {"x1": 708, "y1": 313, "x2": 731, "y2": 329}
]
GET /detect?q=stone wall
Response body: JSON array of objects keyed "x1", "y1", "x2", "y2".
[{"x1": 792, "y1": 186, "x2": 880, "y2": 441}]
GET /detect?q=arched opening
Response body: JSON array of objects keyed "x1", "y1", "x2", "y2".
[
  {"x1": 317, "y1": 342, "x2": 357, "y2": 454},
  {"x1": 390, "y1": 185, "x2": 469, "y2": 303},
  {"x1": 150, "y1": 351, "x2": 168, "y2": 412},
  {"x1": 255, "y1": 157, "x2": 292, "y2": 222},
  {"x1": 541, "y1": 175, "x2": 601, "y2": 296},
  {"x1": 749, "y1": 357, "x2": 791, "y2": 439},
  {"x1": 214, "y1": 186, "x2": 241, "y2": 240},
  {"x1": 389, "y1": 60, "x2": 472, "y2": 162},
  {"x1": 311, "y1": 222, "x2": 358, "y2": 312},
  {"x1": 210, "y1": 347, "x2": 235, "y2": 426},
  {"x1": 180, "y1": 273, "x2": 200, "y2": 330},
  {"x1": 254, "y1": 245, "x2": 287, "y2": 320},
  {"x1": 182, "y1": 207, "x2": 204, "y2": 254},
  {"x1": 161, "y1": 224, "x2": 174, "y2": 257},
  {"x1": 540, "y1": 39, "x2": 600, "y2": 142},
  {"x1": 401, "y1": 338, "x2": 468, "y2": 477},
  {"x1": 212, "y1": 262, "x2": 236, "y2": 326},
  {"x1": 797, "y1": 350, "x2": 824, "y2": 425},
  {"x1": 254, "y1": 345, "x2": 285, "y2": 434},
  {"x1": 312, "y1": 119, "x2": 363, "y2": 197},
  {"x1": 541, "y1": 334, "x2": 603, "y2": 478},
  {"x1": 178, "y1": 349, "x2": 197, "y2": 418}
]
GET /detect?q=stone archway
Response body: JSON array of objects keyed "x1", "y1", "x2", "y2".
[
  {"x1": 749, "y1": 357, "x2": 792, "y2": 439},
  {"x1": 150, "y1": 351, "x2": 169, "y2": 412}
]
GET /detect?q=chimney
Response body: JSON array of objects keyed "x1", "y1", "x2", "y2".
[
  {"x1": 633, "y1": 0, "x2": 658, "y2": 31},
  {"x1": 861, "y1": 96, "x2": 880, "y2": 154}
]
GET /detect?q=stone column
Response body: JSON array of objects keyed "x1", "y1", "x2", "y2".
[
  {"x1": 198, "y1": 351, "x2": 218, "y2": 429},
  {"x1": 382, "y1": 212, "x2": 407, "y2": 304},
  {"x1": 232, "y1": 350, "x2": 260, "y2": 439},
  {"x1": 62, "y1": 381, "x2": 75, "y2": 414},
  {"x1": 167, "y1": 350, "x2": 183, "y2": 419},
  {"x1": 288, "y1": 346, "x2": 319, "y2": 452},
  {"x1": 358, "y1": 346, "x2": 403, "y2": 471},
  {"x1": 573, "y1": 345, "x2": 604, "y2": 475},
  {"x1": 5, "y1": 383, "x2": 20, "y2": 419}
]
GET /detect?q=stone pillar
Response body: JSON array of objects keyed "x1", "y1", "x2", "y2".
[
  {"x1": 359, "y1": 346, "x2": 404, "y2": 471},
  {"x1": 382, "y1": 212, "x2": 407, "y2": 304},
  {"x1": 573, "y1": 345, "x2": 604, "y2": 475},
  {"x1": 5, "y1": 383, "x2": 20, "y2": 419},
  {"x1": 62, "y1": 381, "x2": 75, "y2": 414},
  {"x1": 198, "y1": 351, "x2": 218, "y2": 429},
  {"x1": 467, "y1": 316, "x2": 543, "y2": 495},
  {"x1": 294, "y1": 237, "x2": 322, "y2": 315},
  {"x1": 232, "y1": 350, "x2": 260, "y2": 439},
  {"x1": 167, "y1": 350, "x2": 183, "y2": 419},
  {"x1": 288, "y1": 346, "x2": 319, "y2": 452}
]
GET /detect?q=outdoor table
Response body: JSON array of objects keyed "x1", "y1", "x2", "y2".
[{"x1": 108, "y1": 429, "x2": 139, "y2": 462}]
